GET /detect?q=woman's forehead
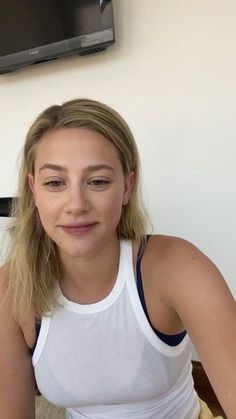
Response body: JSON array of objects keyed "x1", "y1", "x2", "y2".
[{"x1": 34, "y1": 127, "x2": 123, "y2": 172}]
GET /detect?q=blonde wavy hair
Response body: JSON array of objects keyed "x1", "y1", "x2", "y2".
[{"x1": 5, "y1": 98, "x2": 149, "y2": 323}]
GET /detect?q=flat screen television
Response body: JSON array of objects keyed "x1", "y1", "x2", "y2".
[{"x1": 0, "y1": 0, "x2": 115, "y2": 74}]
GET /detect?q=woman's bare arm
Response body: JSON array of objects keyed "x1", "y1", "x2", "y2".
[
  {"x1": 0, "y1": 267, "x2": 35, "y2": 419},
  {"x1": 156, "y1": 238, "x2": 236, "y2": 419}
]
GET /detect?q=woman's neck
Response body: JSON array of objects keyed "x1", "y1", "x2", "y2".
[{"x1": 58, "y1": 236, "x2": 121, "y2": 304}]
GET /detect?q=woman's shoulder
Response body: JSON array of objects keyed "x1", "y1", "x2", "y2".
[
  {"x1": 147, "y1": 233, "x2": 199, "y2": 250},
  {"x1": 144, "y1": 234, "x2": 209, "y2": 270},
  {"x1": 141, "y1": 233, "x2": 226, "y2": 299},
  {"x1": 0, "y1": 267, "x2": 36, "y2": 416},
  {"x1": 142, "y1": 234, "x2": 233, "y2": 311},
  {"x1": 0, "y1": 263, "x2": 36, "y2": 350}
]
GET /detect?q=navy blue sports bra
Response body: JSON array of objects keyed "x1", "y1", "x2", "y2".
[
  {"x1": 32, "y1": 237, "x2": 186, "y2": 354},
  {"x1": 136, "y1": 236, "x2": 186, "y2": 346}
]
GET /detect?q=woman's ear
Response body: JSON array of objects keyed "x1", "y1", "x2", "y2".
[
  {"x1": 123, "y1": 171, "x2": 135, "y2": 205},
  {"x1": 28, "y1": 174, "x2": 37, "y2": 204}
]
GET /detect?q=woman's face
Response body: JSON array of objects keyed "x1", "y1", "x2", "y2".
[{"x1": 28, "y1": 128, "x2": 134, "y2": 259}]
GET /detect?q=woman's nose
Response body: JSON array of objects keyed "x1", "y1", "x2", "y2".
[{"x1": 64, "y1": 186, "x2": 90, "y2": 215}]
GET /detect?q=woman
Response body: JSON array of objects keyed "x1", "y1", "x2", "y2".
[{"x1": 0, "y1": 99, "x2": 235, "y2": 419}]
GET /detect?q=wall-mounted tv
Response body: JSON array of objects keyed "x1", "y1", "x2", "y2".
[{"x1": 0, "y1": 0, "x2": 115, "y2": 74}]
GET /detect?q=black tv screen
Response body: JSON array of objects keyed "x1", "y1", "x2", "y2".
[{"x1": 0, "y1": 0, "x2": 115, "y2": 74}]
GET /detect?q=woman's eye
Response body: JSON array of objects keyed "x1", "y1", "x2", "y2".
[
  {"x1": 89, "y1": 179, "x2": 110, "y2": 187},
  {"x1": 44, "y1": 180, "x2": 65, "y2": 188}
]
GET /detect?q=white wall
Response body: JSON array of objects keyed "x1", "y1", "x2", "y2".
[{"x1": 0, "y1": 0, "x2": 236, "y2": 304}]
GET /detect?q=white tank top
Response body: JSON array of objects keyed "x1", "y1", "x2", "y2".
[{"x1": 33, "y1": 240, "x2": 200, "y2": 419}]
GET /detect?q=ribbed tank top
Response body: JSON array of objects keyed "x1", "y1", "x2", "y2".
[{"x1": 33, "y1": 240, "x2": 200, "y2": 419}]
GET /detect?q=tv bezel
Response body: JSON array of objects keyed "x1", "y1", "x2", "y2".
[{"x1": 0, "y1": 1, "x2": 115, "y2": 75}]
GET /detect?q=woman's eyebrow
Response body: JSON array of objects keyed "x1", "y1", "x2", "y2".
[
  {"x1": 85, "y1": 165, "x2": 115, "y2": 173},
  {"x1": 39, "y1": 164, "x2": 66, "y2": 172},
  {"x1": 38, "y1": 164, "x2": 115, "y2": 173}
]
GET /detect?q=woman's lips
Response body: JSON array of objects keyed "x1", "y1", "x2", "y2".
[{"x1": 61, "y1": 222, "x2": 97, "y2": 236}]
